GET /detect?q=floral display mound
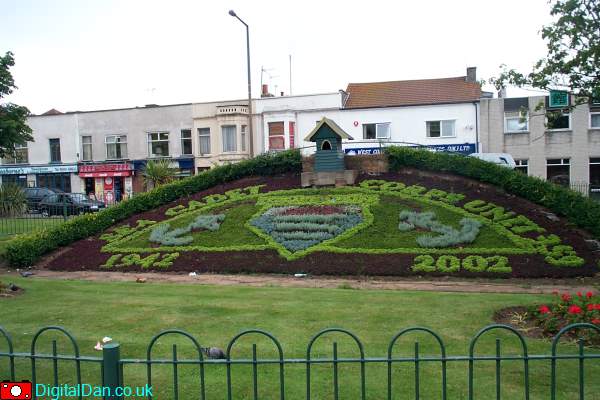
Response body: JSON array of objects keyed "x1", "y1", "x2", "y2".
[
  {"x1": 44, "y1": 171, "x2": 600, "y2": 278},
  {"x1": 494, "y1": 291, "x2": 600, "y2": 346}
]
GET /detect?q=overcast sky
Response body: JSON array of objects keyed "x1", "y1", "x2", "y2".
[{"x1": 2, "y1": 0, "x2": 553, "y2": 115}]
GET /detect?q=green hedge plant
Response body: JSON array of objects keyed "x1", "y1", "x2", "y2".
[
  {"x1": 5, "y1": 150, "x2": 301, "y2": 267},
  {"x1": 386, "y1": 147, "x2": 600, "y2": 238}
]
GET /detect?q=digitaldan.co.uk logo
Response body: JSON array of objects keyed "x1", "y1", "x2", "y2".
[{"x1": 0, "y1": 381, "x2": 32, "y2": 400}]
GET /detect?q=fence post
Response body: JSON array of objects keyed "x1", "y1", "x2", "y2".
[
  {"x1": 62, "y1": 196, "x2": 68, "y2": 221},
  {"x1": 102, "y1": 342, "x2": 122, "y2": 400}
]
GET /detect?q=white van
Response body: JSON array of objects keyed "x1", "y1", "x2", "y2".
[{"x1": 468, "y1": 153, "x2": 516, "y2": 169}]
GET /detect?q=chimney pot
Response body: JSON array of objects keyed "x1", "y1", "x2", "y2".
[{"x1": 466, "y1": 67, "x2": 477, "y2": 83}]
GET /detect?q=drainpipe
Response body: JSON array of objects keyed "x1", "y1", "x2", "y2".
[{"x1": 473, "y1": 102, "x2": 479, "y2": 153}]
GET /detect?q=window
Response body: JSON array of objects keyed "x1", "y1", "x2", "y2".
[
  {"x1": 590, "y1": 112, "x2": 600, "y2": 129},
  {"x1": 3, "y1": 143, "x2": 28, "y2": 164},
  {"x1": 321, "y1": 140, "x2": 332, "y2": 151},
  {"x1": 2, "y1": 175, "x2": 27, "y2": 187},
  {"x1": 147, "y1": 132, "x2": 169, "y2": 157},
  {"x1": 515, "y1": 159, "x2": 528, "y2": 174},
  {"x1": 426, "y1": 120, "x2": 455, "y2": 138},
  {"x1": 504, "y1": 111, "x2": 529, "y2": 133},
  {"x1": 289, "y1": 122, "x2": 295, "y2": 148},
  {"x1": 547, "y1": 158, "x2": 570, "y2": 186},
  {"x1": 547, "y1": 111, "x2": 570, "y2": 130},
  {"x1": 49, "y1": 139, "x2": 61, "y2": 162},
  {"x1": 81, "y1": 136, "x2": 92, "y2": 161},
  {"x1": 106, "y1": 135, "x2": 128, "y2": 159},
  {"x1": 181, "y1": 129, "x2": 192, "y2": 155},
  {"x1": 221, "y1": 125, "x2": 237, "y2": 152},
  {"x1": 268, "y1": 121, "x2": 285, "y2": 150},
  {"x1": 198, "y1": 128, "x2": 211, "y2": 155},
  {"x1": 590, "y1": 158, "x2": 600, "y2": 185},
  {"x1": 241, "y1": 125, "x2": 247, "y2": 152},
  {"x1": 363, "y1": 123, "x2": 390, "y2": 139}
]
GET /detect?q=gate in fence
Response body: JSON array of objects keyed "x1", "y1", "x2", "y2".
[{"x1": 1, "y1": 324, "x2": 600, "y2": 399}]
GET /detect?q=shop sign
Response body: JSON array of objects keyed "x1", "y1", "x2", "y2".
[{"x1": 0, "y1": 164, "x2": 78, "y2": 175}]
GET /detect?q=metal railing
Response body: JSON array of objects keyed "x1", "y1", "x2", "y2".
[{"x1": 1, "y1": 324, "x2": 599, "y2": 399}]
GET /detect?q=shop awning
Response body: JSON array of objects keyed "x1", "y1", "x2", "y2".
[{"x1": 79, "y1": 171, "x2": 132, "y2": 178}]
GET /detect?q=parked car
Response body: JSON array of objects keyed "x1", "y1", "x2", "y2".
[
  {"x1": 23, "y1": 187, "x2": 63, "y2": 212},
  {"x1": 38, "y1": 193, "x2": 106, "y2": 217},
  {"x1": 468, "y1": 153, "x2": 516, "y2": 169}
]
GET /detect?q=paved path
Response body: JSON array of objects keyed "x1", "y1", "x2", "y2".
[{"x1": 3, "y1": 269, "x2": 598, "y2": 295}]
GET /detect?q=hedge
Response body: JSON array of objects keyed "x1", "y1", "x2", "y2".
[
  {"x1": 386, "y1": 146, "x2": 600, "y2": 239},
  {"x1": 4, "y1": 150, "x2": 302, "y2": 267}
]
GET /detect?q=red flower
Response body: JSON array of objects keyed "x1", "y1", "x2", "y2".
[
  {"x1": 595, "y1": 304, "x2": 600, "y2": 310},
  {"x1": 539, "y1": 305, "x2": 551, "y2": 314},
  {"x1": 586, "y1": 291, "x2": 594, "y2": 299},
  {"x1": 568, "y1": 305, "x2": 582, "y2": 314},
  {"x1": 588, "y1": 304, "x2": 595, "y2": 311},
  {"x1": 577, "y1": 291, "x2": 583, "y2": 297},
  {"x1": 562, "y1": 293, "x2": 571, "y2": 302},
  {"x1": 592, "y1": 319, "x2": 600, "y2": 325}
]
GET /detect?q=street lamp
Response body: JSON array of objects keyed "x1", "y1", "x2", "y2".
[{"x1": 228, "y1": 10, "x2": 254, "y2": 157}]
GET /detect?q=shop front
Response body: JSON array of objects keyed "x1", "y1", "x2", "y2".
[
  {"x1": 78, "y1": 163, "x2": 133, "y2": 203},
  {"x1": 131, "y1": 158, "x2": 195, "y2": 193},
  {"x1": 0, "y1": 164, "x2": 78, "y2": 191}
]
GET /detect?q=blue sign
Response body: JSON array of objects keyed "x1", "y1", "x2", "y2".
[{"x1": 344, "y1": 143, "x2": 476, "y2": 156}]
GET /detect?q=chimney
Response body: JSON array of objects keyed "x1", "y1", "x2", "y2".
[
  {"x1": 280, "y1": 91, "x2": 284, "y2": 97},
  {"x1": 261, "y1": 84, "x2": 270, "y2": 97},
  {"x1": 466, "y1": 67, "x2": 477, "y2": 83}
]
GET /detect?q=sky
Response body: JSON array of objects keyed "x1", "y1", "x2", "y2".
[{"x1": 1, "y1": 0, "x2": 554, "y2": 115}]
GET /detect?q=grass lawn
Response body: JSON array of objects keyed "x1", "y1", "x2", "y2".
[{"x1": 1, "y1": 277, "x2": 598, "y2": 399}]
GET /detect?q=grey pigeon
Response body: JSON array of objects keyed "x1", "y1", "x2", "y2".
[
  {"x1": 201, "y1": 347, "x2": 226, "y2": 359},
  {"x1": 8, "y1": 283, "x2": 20, "y2": 291}
]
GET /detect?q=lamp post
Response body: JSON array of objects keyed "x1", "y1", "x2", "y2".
[{"x1": 228, "y1": 10, "x2": 254, "y2": 157}]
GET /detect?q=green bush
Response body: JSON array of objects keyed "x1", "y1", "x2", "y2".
[
  {"x1": 386, "y1": 147, "x2": 600, "y2": 239},
  {"x1": 4, "y1": 150, "x2": 301, "y2": 267}
]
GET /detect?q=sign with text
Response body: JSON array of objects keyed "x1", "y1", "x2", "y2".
[
  {"x1": 345, "y1": 143, "x2": 476, "y2": 156},
  {"x1": 0, "y1": 164, "x2": 78, "y2": 175},
  {"x1": 549, "y1": 90, "x2": 569, "y2": 108}
]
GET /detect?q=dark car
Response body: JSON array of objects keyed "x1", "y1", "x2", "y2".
[
  {"x1": 39, "y1": 193, "x2": 106, "y2": 217},
  {"x1": 23, "y1": 187, "x2": 63, "y2": 212}
]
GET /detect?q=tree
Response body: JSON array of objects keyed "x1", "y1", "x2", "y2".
[
  {"x1": 490, "y1": 0, "x2": 600, "y2": 107},
  {"x1": 0, "y1": 51, "x2": 33, "y2": 158},
  {"x1": 142, "y1": 159, "x2": 176, "y2": 189}
]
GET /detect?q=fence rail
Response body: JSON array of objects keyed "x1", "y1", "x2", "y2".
[{"x1": 1, "y1": 324, "x2": 599, "y2": 399}]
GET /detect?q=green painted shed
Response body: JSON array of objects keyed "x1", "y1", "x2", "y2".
[{"x1": 304, "y1": 117, "x2": 354, "y2": 172}]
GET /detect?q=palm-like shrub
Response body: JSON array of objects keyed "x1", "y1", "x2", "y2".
[
  {"x1": 0, "y1": 184, "x2": 26, "y2": 216},
  {"x1": 143, "y1": 159, "x2": 176, "y2": 189}
]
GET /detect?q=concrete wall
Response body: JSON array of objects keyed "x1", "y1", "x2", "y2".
[
  {"x1": 27, "y1": 113, "x2": 79, "y2": 165},
  {"x1": 480, "y1": 96, "x2": 600, "y2": 185},
  {"x1": 77, "y1": 104, "x2": 193, "y2": 162},
  {"x1": 296, "y1": 102, "x2": 479, "y2": 154}
]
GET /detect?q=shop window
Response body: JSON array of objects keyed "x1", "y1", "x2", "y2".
[
  {"x1": 221, "y1": 125, "x2": 237, "y2": 152},
  {"x1": 546, "y1": 158, "x2": 570, "y2": 186},
  {"x1": 515, "y1": 159, "x2": 528, "y2": 174},
  {"x1": 268, "y1": 121, "x2": 285, "y2": 150},
  {"x1": 36, "y1": 173, "x2": 72, "y2": 192},
  {"x1": 81, "y1": 136, "x2": 92, "y2": 161},
  {"x1": 198, "y1": 128, "x2": 211, "y2": 155},
  {"x1": 181, "y1": 129, "x2": 192, "y2": 155},
  {"x1": 363, "y1": 123, "x2": 390, "y2": 139},
  {"x1": 148, "y1": 132, "x2": 169, "y2": 157},
  {"x1": 106, "y1": 135, "x2": 127, "y2": 159},
  {"x1": 1, "y1": 175, "x2": 27, "y2": 188},
  {"x1": 426, "y1": 120, "x2": 455, "y2": 138},
  {"x1": 49, "y1": 139, "x2": 61, "y2": 163}
]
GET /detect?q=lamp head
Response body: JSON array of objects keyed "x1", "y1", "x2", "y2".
[{"x1": 228, "y1": 10, "x2": 237, "y2": 17}]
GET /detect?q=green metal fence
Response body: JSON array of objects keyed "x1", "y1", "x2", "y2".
[{"x1": 1, "y1": 324, "x2": 599, "y2": 399}]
